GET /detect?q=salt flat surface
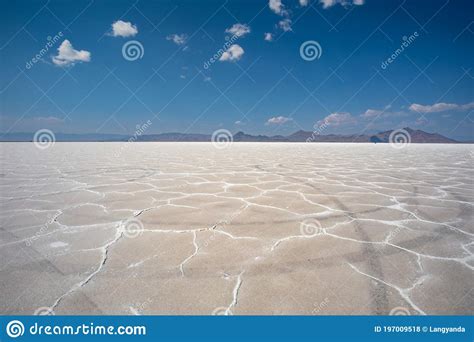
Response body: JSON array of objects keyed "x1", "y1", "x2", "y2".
[{"x1": 0, "y1": 142, "x2": 473, "y2": 315}]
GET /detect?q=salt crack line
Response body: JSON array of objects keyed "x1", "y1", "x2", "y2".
[
  {"x1": 179, "y1": 231, "x2": 199, "y2": 277},
  {"x1": 50, "y1": 224, "x2": 124, "y2": 311},
  {"x1": 323, "y1": 231, "x2": 474, "y2": 271},
  {"x1": 214, "y1": 229, "x2": 258, "y2": 241},
  {"x1": 226, "y1": 271, "x2": 244, "y2": 315},
  {"x1": 347, "y1": 263, "x2": 426, "y2": 315},
  {"x1": 270, "y1": 220, "x2": 353, "y2": 251}
]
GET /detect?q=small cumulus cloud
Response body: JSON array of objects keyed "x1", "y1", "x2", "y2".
[
  {"x1": 318, "y1": 112, "x2": 356, "y2": 126},
  {"x1": 361, "y1": 109, "x2": 384, "y2": 118},
  {"x1": 264, "y1": 32, "x2": 274, "y2": 41},
  {"x1": 52, "y1": 40, "x2": 91, "y2": 66},
  {"x1": 320, "y1": 0, "x2": 364, "y2": 8},
  {"x1": 269, "y1": 0, "x2": 287, "y2": 15},
  {"x1": 219, "y1": 44, "x2": 244, "y2": 62},
  {"x1": 269, "y1": 0, "x2": 291, "y2": 34},
  {"x1": 409, "y1": 102, "x2": 474, "y2": 113},
  {"x1": 111, "y1": 20, "x2": 138, "y2": 37},
  {"x1": 225, "y1": 23, "x2": 251, "y2": 38},
  {"x1": 361, "y1": 106, "x2": 407, "y2": 119},
  {"x1": 278, "y1": 18, "x2": 292, "y2": 32},
  {"x1": 300, "y1": 0, "x2": 309, "y2": 6},
  {"x1": 235, "y1": 120, "x2": 245, "y2": 125},
  {"x1": 166, "y1": 33, "x2": 188, "y2": 45},
  {"x1": 266, "y1": 116, "x2": 293, "y2": 125}
]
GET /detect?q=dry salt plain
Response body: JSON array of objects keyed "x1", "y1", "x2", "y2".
[{"x1": 0, "y1": 142, "x2": 473, "y2": 315}]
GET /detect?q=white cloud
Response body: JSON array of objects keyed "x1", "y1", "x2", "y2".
[
  {"x1": 52, "y1": 40, "x2": 91, "y2": 66},
  {"x1": 278, "y1": 18, "x2": 292, "y2": 32},
  {"x1": 166, "y1": 33, "x2": 188, "y2": 45},
  {"x1": 300, "y1": 0, "x2": 309, "y2": 6},
  {"x1": 318, "y1": 112, "x2": 355, "y2": 126},
  {"x1": 320, "y1": 0, "x2": 336, "y2": 7},
  {"x1": 361, "y1": 109, "x2": 383, "y2": 118},
  {"x1": 235, "y1": 120, "x2": 244, "y2": 125},
  {"x1": 264, "y1": 32, "x2": 274, "y2": 41},
  {"x1": 219, "y1": 44, "x2": 244, "y2": 62},
  {"x1": 266, "y1": 116, "x2": 293, "y2": 125},
  {"x1": 269, "y1": 0, "x2": 284, "y2": 15},
  {"x1": 225, "y1": 23, "x2": 251, "y2": 38},
  {"x1": 111, "y1": 20, "x2": 138, "y2": 37},
  {"x1": 320, "y1": 0, "x2": 364, "y2": 8},
  {"x1": 409, "y1": 102, "x2": 474, "y2": 113}
]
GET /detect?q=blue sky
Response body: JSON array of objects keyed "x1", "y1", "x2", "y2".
[{"x1": 0, "y1": 0, "x2": 473, "y2": 140}]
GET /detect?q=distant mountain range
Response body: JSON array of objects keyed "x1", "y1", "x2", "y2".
[{"x1": 0, "y1": 128, "x2": 465, "y2": 143}]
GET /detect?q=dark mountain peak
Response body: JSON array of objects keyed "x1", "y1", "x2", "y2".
[{"x1": 370, "y1": 127, "x2": 457, "y2": 144}]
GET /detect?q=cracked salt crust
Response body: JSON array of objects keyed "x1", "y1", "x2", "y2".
[{"x1": 0, "y1": 142, "x2": 472, "y2": 315}]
